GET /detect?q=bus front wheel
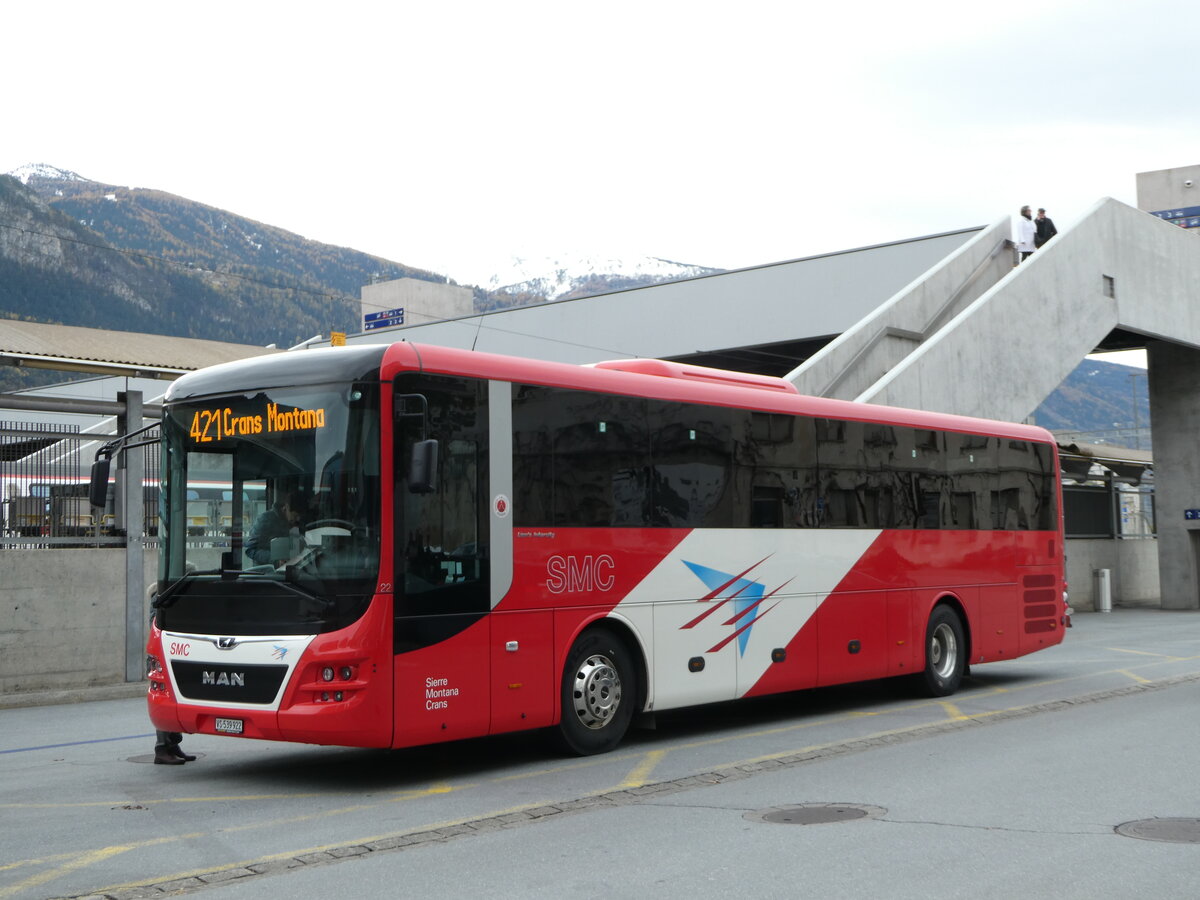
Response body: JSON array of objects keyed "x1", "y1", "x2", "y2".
[
  {"x1": 920, "y1": 605, "x2": 965, "y2": 697},
  {"x1": 557, "y1": 628, "x2": 637, "y2": 755}
]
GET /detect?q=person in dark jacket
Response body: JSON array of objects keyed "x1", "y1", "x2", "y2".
[
  {"x1": 1035, "y1": 208, "x2": 1058, "y2": 247},
  {"x1": 244, "y1": 491, "x2": 303, "y2": 565}
]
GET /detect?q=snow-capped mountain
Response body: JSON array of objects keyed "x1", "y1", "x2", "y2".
[
  {"x1": 8, "y1": 163, "x2": 90, "y2": 185},
  {"x1": 470, "y1": 253, "x2": 723, "y2": 301}
]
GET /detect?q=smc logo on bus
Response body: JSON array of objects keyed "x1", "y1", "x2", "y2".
[{"x1": 546, "y1": 554, "x2": 616, "y2": 593}]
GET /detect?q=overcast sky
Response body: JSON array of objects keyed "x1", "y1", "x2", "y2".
[{"x1": 3, "y1": 0, "x2": 1196, "y2": 310}]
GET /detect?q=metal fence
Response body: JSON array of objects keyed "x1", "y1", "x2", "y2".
[
  {"x1": 1, "y1": 420, "x2": 159, "y2": 547},
  {"x1": 1063, "y1": 483, "x2": 1156, "y2": 539}
]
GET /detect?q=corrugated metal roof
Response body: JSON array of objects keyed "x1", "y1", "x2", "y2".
[{"x1": 0, "y1": 320, "x2": 280, "y2": 377}]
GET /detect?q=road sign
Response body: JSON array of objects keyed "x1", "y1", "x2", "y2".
[
  {"x1": 363, "y1": 307, "x2": 405, "y2": 331},
  {"x1": 364, "y1": 308, "x2": 405, "y2": 323},
  {"x1": 363, "y1": 318, "x2": 404, "y2": 331},
  {"x1": 1151, "y1": 207, "x2": 1200, "y2": 229}
]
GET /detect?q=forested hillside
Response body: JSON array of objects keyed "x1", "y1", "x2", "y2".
[{"x1": 0, "y1": 172, "x2": 445, "y2": 349}]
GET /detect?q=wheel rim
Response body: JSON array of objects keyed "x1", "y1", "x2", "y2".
[
  {"x1": 571, "y1": 652, "x2": 622, "y2": 730},
  {"x1": 929, "y1": 622, "x2": 958, "y2": 680}
]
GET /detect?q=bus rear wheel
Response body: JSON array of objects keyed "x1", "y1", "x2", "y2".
[
  {"x1": 920, "y1": 605, "x2": 965, "y2": 697},
  {"x1": 557, "y1": 627, "x2": 637, "y2": 756}
]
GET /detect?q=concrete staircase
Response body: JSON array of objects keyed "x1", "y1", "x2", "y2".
[{"x1": 785, "y1": 197, "x2": 1200, "y2": 423}]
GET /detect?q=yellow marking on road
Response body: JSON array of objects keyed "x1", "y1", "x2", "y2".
[
  {"x1": 0, "y1": 850, "x2": 81, "y2": 873},
  {"x1": 0, "y1": 836, "x2": 185, "y2": 899},
  {"x1": 0, "y1": 792, "x2": 326, "y2": 810},
  {"x1": 1117, "y1": 668, "x2": 1151, "y2": 684},
  {"x1": 938, "y1": 701, "x2": 969, "y2": 720},
  {"x1": 1, "y1": 785, "x2": 470, "y2": 897},
  {"x1": 389, "y1": 782, "x2": 457, "y2": 801},
  {"x1": 91, "y1": 795, "x2": 575, "y2": 897},
  {"x1": 620, "y1": 750, "x2": 666, "y2": 788},
  {"x1": 722, "y1": 707, "x2": 1020, "y2": 771},
  {"x1": 1107, "y1": 647, "x2": 1184, "y2": 662},
  {"x1": 0, "y1": 784, "x2": 457, "y2": 813}
]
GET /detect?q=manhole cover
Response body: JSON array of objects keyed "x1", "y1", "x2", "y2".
[
  {"x1": 746, "y1": 803, "x2": 886, "y2": 826},
  {"x1": 1115, "y1": 818, "x2": 1200, "y2": 844}
]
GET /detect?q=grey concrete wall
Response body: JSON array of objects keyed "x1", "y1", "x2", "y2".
[
  {"x1": 0, "y1": 550, "x2": 155, "y2": 693},
  {"x1": 361, "y1": 278, "x2": 474, "y2": 329},
  {"x1": 1066, "y1": 539, "x2": 1160, "y2": 611},
  {"x1": 1136, "y1": 164, "x2": 1200, "y2": 213},
  {"x1": 1116, "y1": 538, "x2": 1162, "y2": 606},
  {"x1": 1147, "y1": 342, "x2": 1200, "y2": 610}
]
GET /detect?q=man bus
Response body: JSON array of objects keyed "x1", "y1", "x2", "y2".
[{"x1": 107, "y1": 343, "x2": 1066, "y2": 755}]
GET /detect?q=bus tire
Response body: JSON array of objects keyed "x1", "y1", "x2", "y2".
[
  {"x1": 557, "y1": 627, "x2": 637, "y2": 756},
  {"x1": 920, "y1": 605, "x2": 965, "y2": 697}
]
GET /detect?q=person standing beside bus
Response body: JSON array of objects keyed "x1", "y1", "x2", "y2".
[{"x1": 154, "y1": 730, "x2": 195, "y2": 765}]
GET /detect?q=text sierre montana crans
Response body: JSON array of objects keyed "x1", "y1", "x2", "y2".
[{"x1": 425, "y1": 676, "x2": 459, "y2": 710}]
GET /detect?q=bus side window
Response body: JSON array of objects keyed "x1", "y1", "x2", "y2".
[{"x1": 647, "y1": 400, "x2": 734, "y2": 528}]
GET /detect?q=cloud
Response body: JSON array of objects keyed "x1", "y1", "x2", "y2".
[{"x1": 3, "y1": 0, "x2": 1198, "y2": 280}]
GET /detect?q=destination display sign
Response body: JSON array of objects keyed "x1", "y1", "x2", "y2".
[{"x1": 186, "y1": 401, "x2": 327, "y2": 445}]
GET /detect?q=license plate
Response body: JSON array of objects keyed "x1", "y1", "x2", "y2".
[{"x1": 214, "y1": 717, "x2": 244, "y2": 735}]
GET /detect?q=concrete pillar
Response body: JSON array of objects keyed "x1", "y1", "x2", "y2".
[
  {"x1": 117, "y1": 391, "x2": 146, "y2": 681},
  {"x1": 1147, "y1": 342, "x2": 1200, "y2": 610}
]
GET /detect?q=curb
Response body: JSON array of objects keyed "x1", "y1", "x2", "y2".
[{"x1": 0, "y1": 681, "x2": 147, "y2": 710}]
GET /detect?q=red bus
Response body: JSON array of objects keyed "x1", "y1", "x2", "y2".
[{"x1": 140, "y1": 343, "x2": 1067, "y2": 755}]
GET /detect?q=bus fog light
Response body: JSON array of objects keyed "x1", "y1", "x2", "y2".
[
  {"x1": 334, "y1": 691, "x2": 344, "y2": 702},
  {"x1": 146, "y1": 655, "x2": 163, "y2": 676},
  {"x1": 340, "y1": 666, "x2": 353, "y2": 681},
  {"x1": 321, "y1": 666, "x2": 335, "y2": 682}
]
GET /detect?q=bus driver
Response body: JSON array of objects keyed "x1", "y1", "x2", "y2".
[{"x1": 244, "y1": 491, "x2": 303, "y2": 566}]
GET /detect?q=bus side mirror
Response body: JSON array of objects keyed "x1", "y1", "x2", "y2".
[
  {"x1": 409, "y1": 440, "x2": 439, "y2": 494},
  {"x1": 89, "y1": 458, "x2": 111, "y2": 509}
]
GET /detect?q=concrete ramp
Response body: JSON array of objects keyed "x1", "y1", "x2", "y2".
[
  {"x1": 786, "y1": 197, "x2": 1200, "y2": 422},
  {"x1": 786, "y1": 217, "x2": 1015, "y2": 403}
]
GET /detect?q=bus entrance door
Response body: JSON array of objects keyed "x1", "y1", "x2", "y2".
[{"x1": 489, "y1": 610, "x2": 555, "y2": 734}]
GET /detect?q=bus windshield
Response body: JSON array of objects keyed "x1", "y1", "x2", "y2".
[{"x1": 156, "y1": 381, "x2": 381, "y2": 636}]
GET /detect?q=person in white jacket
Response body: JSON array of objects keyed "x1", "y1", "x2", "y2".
[{"x1": 1015, "y1": 205, "x2": 1037, "y2": 262}]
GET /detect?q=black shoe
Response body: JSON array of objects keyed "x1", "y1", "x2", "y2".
[
  {"x1": 168, "y1": 745, "x2": 197, "y2": 762},
  {"x1": 154, "y1": 747, "x2": 185, "y2": 765}
]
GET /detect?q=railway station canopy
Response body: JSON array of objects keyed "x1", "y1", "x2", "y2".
[{"x1": 0, "y1": 319, "x2": 278, "y2": 380}]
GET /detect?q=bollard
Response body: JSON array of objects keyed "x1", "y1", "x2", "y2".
[{"x1": 1093, "y1": 568, "x2": 1112, "y2": 613}]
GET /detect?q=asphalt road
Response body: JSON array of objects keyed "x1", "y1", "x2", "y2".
[{"x1": 2, "y1": 608, "x2": 1199, "y2": 900}]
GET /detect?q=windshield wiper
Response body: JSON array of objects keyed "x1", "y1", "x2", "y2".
[
  {"x1": 152, "y1": 570, "x2": 217, "y2": 608},
  {"x1": 154, "y1": 567, "x2": 327, "y2": 608}
]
